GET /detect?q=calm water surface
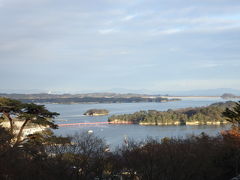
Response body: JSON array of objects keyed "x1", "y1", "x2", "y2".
[{"x1": 45, "y1": 97, "x2": 232, "y2": 148}]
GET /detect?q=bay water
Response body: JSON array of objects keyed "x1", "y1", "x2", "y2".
[{"x1": 45, "y1": 97, "x2": 232, "y2": 148}]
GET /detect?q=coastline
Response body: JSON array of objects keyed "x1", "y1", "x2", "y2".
[
  {"x1": 84, "y1": 113, "x2": 109, "y2": 116},
  {"x1": 1, "y1": 121, "x2": 46, "y2": 137},
  {"x1": 109, "y1": 120, "x2": 133, "y2": 124},
  {"x1": 139, "y1": 121, "x2": 228, "y2": 126},
  {"x1": 31, "y1": 99, "x2": 180, "y2": 105},
  {"x1": 108, "y1": 120, "x2": 228, "y2": 126}
]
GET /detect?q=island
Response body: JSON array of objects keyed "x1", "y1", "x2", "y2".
[
  {"x1": 221, "y1": 93, "x2": 240, "y2": 99},
  {"x1": 0, "y1": 93, "x2": 181, "y2": 104},
  {"x1": 84, "y1": 109, "x2": 109, "y2": 116},
  {"x1": 108, "y1": 101, "x2": 236, "y2": 125}
]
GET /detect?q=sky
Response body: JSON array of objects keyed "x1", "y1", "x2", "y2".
[{"x1": 0, "y1": 0, "x2": 240, "y2": 93}]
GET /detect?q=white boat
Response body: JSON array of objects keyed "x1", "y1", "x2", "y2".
[{"x1": 87, "y1": 130, "x2": 93, "y2": 134}]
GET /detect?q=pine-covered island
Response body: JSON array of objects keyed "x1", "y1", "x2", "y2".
[
  {"x1": 84, "y1": 109, "x2": 109, "y2": 116},
  {"x1": 108, "y1": 101, "x2": 236, "y2": 125}
]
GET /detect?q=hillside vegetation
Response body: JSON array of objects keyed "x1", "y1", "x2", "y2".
[
  {"x1": 108, "y1": 101, "x2": 236, "y2": 125},
  {"x1": 84, "y1": 109, "x2": 109, "y2": 116}
]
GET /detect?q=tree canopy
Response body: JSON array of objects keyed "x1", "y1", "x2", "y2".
[
  {"x1": 109, "y1": 101, "x2": 236, "y2": 125},
  {"x1": 0, "y1": 97, "x2": 23, "y2": 134},
  {"x1": 0, "y1": 97, "x2": 59, "y2": 146},
  {"x1": 223, "y1": 101, "x2": 240, "y2": 130}
]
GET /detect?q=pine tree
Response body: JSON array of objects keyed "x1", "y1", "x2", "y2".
[{"x1": 222, "y1": 101, "x2": 240, "y2": 130}]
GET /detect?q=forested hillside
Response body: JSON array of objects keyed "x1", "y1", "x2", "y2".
[{"x1": 108, "y1": 101, "x2": 236, "y2": 125}]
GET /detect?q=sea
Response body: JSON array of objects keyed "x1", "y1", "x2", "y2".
[{"x1": 45, "y1": 97, "x2": 236, "y2": 149}]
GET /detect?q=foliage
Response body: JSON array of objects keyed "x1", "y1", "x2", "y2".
[
  {"x1": 223, "y1": 101, "x2": 240, "y2": 129},
  {"x1": 116, "y1": 133, "x2": 240, "y2": 180},
  {"x1": 18, "y1": 103, "x2": 59, "y2": 129},
  {"x1": 0, "y1": 98, "x2": 59, "y2": 147},
  {"x1": 109, "y1": 101, "x2": 236, "y2": 125},
  {"x1": 83, "y1": 109, "x2": 109, "y2": 116},
  {"x1": 0, "y1": 97, "x2": 24, "y2": 134}
]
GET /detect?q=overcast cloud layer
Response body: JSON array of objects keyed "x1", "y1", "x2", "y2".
[{"x1": 0, "y1": 0, "x2": 240, "y2": 93}]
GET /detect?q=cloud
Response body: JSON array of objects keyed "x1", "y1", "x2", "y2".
[
  {"x1": 150, "y1": 28, "x2": 184, "y2": 35},
  {"x1": 98, "y1": 28, "x2": 118, "y2": 34},
  {"x1": 121, "y1": 14, "x2": 137, "y2": 21},
  {"x1": 119, "y1": 51, "x2": 129, "y2": 55},
  {"x1": 0, "y1": 0, "x2": 240, "y2": 91},
  {"x1": 194, "y1": 62, "x2": 223, "y2": 68},
  {"x1": 199, "y1": 63, "x2": 222, "y2": 68}
]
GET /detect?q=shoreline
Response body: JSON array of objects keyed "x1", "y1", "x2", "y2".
[
  {"x1": 139, "y1": 121, "x2": 228, "y2": 126},
  {"x1": 84, "y1": 113, "x2": 109, "y2": 116},
  {"x1": 34, "y1": 99, "x2": 181, "y2": 105},
  {"x1": 1, "y1": 121, "x2": 46, "y2": 137},
  {"x1": 108, "y1": 120, "x2": 228, "y2": 126}
]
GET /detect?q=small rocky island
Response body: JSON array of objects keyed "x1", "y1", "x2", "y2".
[
  {"x1": 84, "y1": 109, "x2": 109, "y2": 116},
  {"x1": 221, "y1": 93, "x2": 240, "y2": 99}
]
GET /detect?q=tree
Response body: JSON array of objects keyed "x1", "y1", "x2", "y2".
[
  {"x1": 0, "y1": 97, "x2": 23, "y2": 134},
  {"x1": 0, "y1": 126, "x2": 13, "y2": 156},
  {"x1": 68, "y1": 132, "x2": 109, "y2": 179},
  {"x1": 223, "y1": 101, "x2": 240, "y2": 130},
  {"x1": 0, "y1": 97, "x2": 59, "y2": 147},
  {"x1": 14, "y1": 103, "x2": 59, "y2": 147}
]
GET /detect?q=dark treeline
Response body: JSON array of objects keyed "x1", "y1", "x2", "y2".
[
  {"x1": 108, "y1": 101, "x2": 236, "y2": 125},
  {"x1": 1, "y1": 129, "x2": 240, "y2": 180},
  {"x1": 18, "y1": 97, "x2": 179, "y2": 104}
]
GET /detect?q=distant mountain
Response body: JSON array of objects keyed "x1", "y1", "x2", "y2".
[
  {"x1": 0, "y1": 89, "x2": 48, "y2": 94},
  {"x1": 106, "y1": 88, "x2": 155, "y2": 94},
  {"x1": 167, "y1": 88, "x2": 240, "y2": 96},
  {"x1": 107, "y1": 88, "x2": 240, "y2": 96},
  {"x1": 1, "y1": 88, "x2": 240, "y2": 97}
]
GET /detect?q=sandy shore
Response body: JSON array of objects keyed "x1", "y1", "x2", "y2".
[
  {"x1": 109, "y1": 120, "x2": 228, "y2": 126},
  {"x1": 1, "y1": 121, "x2": 46, "y2": 136},
  {"x1": 109, "y1": 120, "x2": 133, "y2": 124}
]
